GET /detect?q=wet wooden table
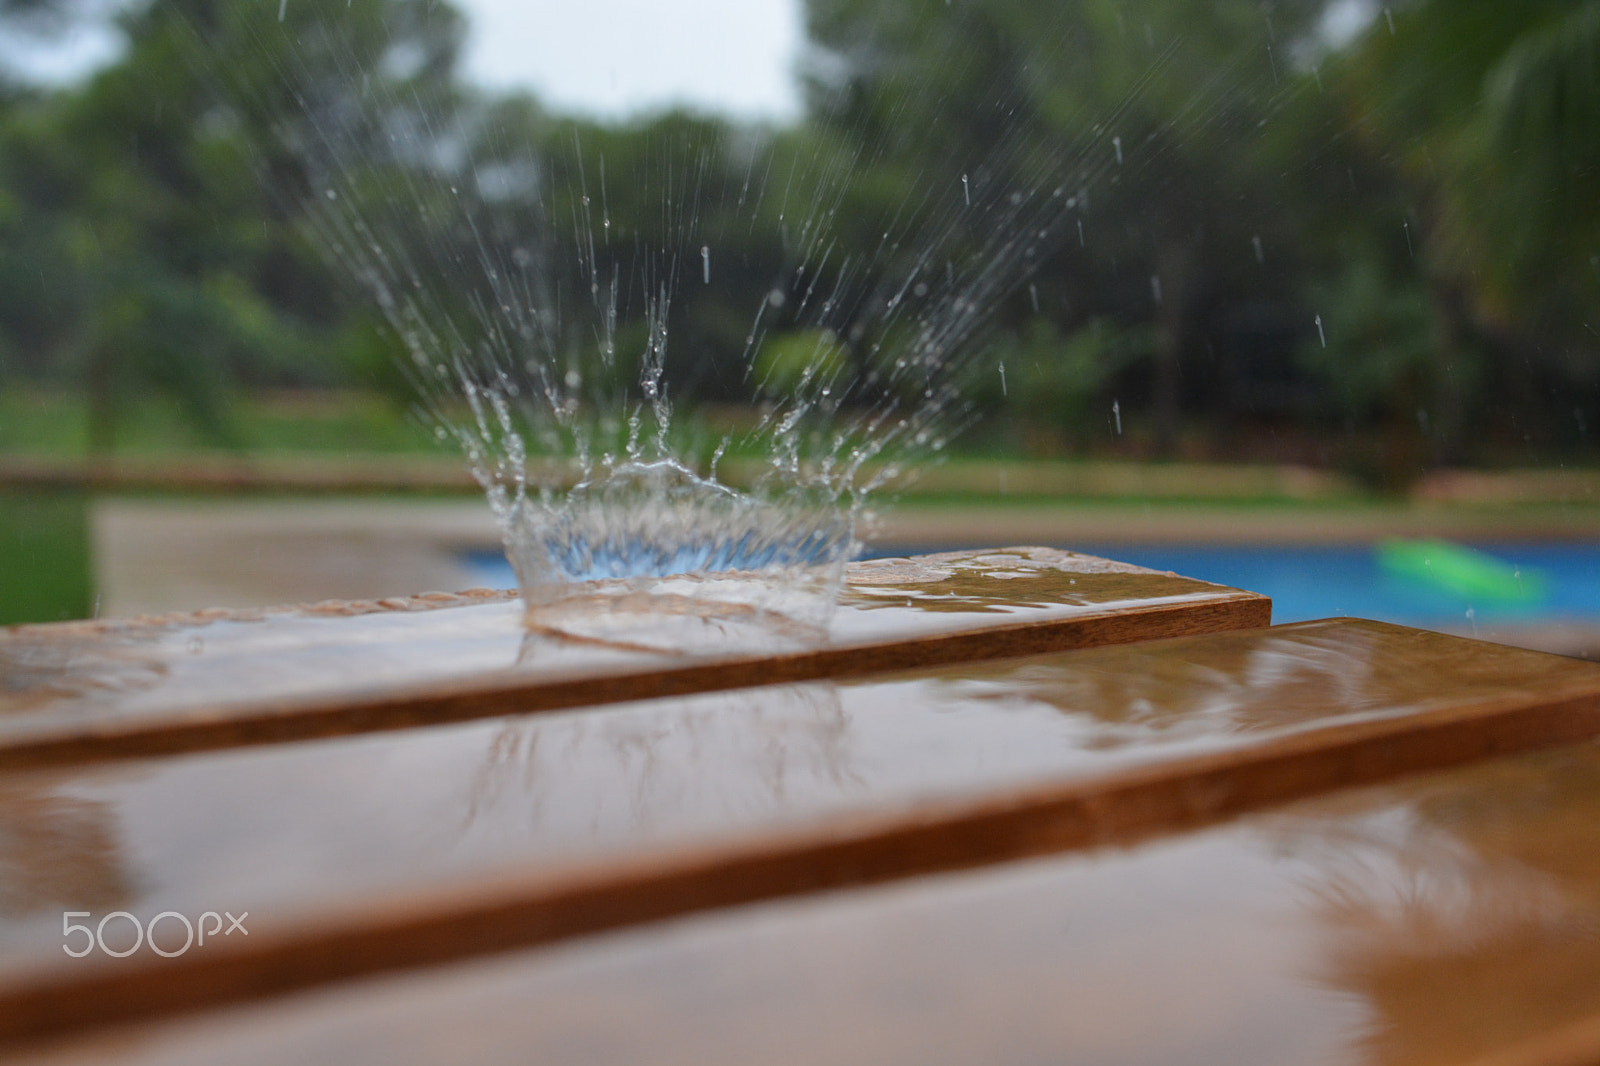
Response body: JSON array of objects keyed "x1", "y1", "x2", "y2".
[
  {"x1": 0, "y1": 547, "x2": 1265, "y2": 769},
  {"x1": 5, "y1": 549, "x2": 1600, "y2": 1064}
]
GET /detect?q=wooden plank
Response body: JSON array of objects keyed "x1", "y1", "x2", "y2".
[
  {"x1": 5, "y1": 617, "x2": 1582, "y2": 991},
  {"x1": 4, "y1": 619, "x2": 1600, "y2": 1050},
  {"x1": 20, "y1": 704, "x2": 1600, "y2": 1066},
  {"x1": 0, "y1": 547, "x2": 1268, "y2": 769},
  {"x1": 1454, "y1": 1016, "x2": 1600, "y2": 1066}
]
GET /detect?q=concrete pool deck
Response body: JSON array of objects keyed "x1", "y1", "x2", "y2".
[
  {"x1": 92, "y1": 499, "x2": 499, "y2": 617},
  {"x1": 88, "y1": 495, "x2": 1600, "y2": 659}
]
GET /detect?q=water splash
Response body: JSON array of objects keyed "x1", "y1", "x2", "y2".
[
  {"x1": 244, "y1": 6, "x2": 1108, "y2": 640},
  {"x1": 497, "y1": 458, "x2": 856, "y2": 632}
]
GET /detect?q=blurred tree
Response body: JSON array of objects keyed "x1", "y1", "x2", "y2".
[
  {"x1": 0, "y1": 0, "x2": 470, "y2": 449},
  {"x1": 319, "y1": 92, "x2": 797, "y2": 446},
  {"x1": 2, "y1": 0, "x2": 1594, "y2": 473},
  {"x1": 513, "y1": 110, "x2": 795, "y2": 405},
  {"x1": 989, "y1": 317, "x2": 1151, "y2": 450},
  {"x1": 1324, "y1": 0, "x2": 1600, "y2": 459},
  {"x1": 802, "y1": 0, "x2": 1329, "y2": 453}
]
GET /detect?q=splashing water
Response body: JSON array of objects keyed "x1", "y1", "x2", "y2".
[{"x1": 234, "y1": 6, "x2": 1120, "y2": 641}]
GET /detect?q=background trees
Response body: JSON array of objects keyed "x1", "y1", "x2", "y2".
[
  {"x1": 0, "y1": 0, "x2": 467, "y2": 448},
  {"x1": 0, "y1": 0, "x2": 1595, "y2": 479},
  {"x1": 802, "y1": 0, "x2": 1328, "y2": 450},
  {"x1": 1315, "y1": 0, "x2": 1600, "y2": 466}
]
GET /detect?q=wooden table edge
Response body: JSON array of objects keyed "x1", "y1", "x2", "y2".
[{"x1": 0, "y1": 592, "x2": 1270, "y2": 771}]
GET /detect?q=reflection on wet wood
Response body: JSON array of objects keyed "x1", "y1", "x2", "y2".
[
  {"x1": 1456, "y1": 1015, "x2": 1600, "y2": 1066},
  {"x1": 4, "y1": 620, "x2": 1600, "y2": 1050},
  {"x1": 23, "y1": 721, "x2": 1600, "y2": 1066},
  {"x1": 4, "y1": 619, "x2": 1591, "y2": 992},
  {"x1": 0, "y1": 548, "x2": 1268, "y2": 769},
  {"x1": 1283, "y1": 744, "x2": 1600, "y2": 1066}
]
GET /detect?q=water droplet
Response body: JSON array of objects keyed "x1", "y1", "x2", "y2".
[
  {"x1": 1150, "y1": 275, "x2": 1162, "y2": 306},
  {"x1": 1112, "y1": 400, "x2": 1122, "y2": 435},
  {"x1": 701, "y1": 245, "x2": 711, "y2": 285},
  {"x1": 961, "y1": 174, "x2": 970, "y2": 206},
  {"x1": 1112, "y1": 136, "x2": 1123, "y2": 165},
  {"x1": 999, "y1": 362, "x2": 1007, "y2": 397},
  {"x1": 278, "y1": 0, "x2": 286, "y2": 20},
  {"x1": 1314, "y1": 314, "x2": 1327, "y2": 348},
  {"x1": 324, "y1": 188, "x2": 337, "y2": 200},
  {"x1": 1252, "y1": 235, "x2": 1264, "y2": 264},
  {"x1": 1028, "y1": 283, "x2": 1039, "y2": 313}
]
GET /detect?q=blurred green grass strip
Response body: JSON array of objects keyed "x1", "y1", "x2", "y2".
[
  {"x1": 0, "y1": 491, "x2": 92, "y2": 625},
  {"x1": 0, "y1": 389, "x2": 443, "y2": 457}
]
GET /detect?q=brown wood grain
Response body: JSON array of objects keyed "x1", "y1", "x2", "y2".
[
  {"x1": 1454, "y1": 1014, "x2": 1600, "y2": 1066},
  {"x1": 0, "y1": 593, "x2": 1268, "y2": 772},
  {"x1": 4, "y1": 638, "x2": 1599, "y2": 1052}
]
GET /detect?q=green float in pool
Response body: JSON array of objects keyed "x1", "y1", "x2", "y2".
[{"x1": 1375, "y1": 538, "x2": 1548, "y2": 604}]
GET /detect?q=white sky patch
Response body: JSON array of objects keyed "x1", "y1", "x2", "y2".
[
  {"x1": 458, "y1": 0, "x2": 804, "y2": 123},
  {"x1": 1318, "y1": 0, "x2": 1379, "y2": 49},
  {"x1": 0, "y1": 16, "x2": 123, "y2": 85},
  {"x1": 0, "y1": 0, "x2": 806, "y2": 125}
]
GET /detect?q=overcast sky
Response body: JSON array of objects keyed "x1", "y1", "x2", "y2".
[
  {"x1": 461, "y1": 0, "x2": 805, "y2": 123},
  {"x1": 0, "y1": 0, "x2": 806, "y2": 124}
]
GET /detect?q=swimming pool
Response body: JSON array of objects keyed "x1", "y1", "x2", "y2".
[
  {"x1": 1065, "y1": 543, "x2": 1600, "y2": 627},
  {"x1": 461, "y1": 542, "x2": 1600, "y2": 629}
]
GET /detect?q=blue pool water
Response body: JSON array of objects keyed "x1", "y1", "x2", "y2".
[
  {"x1": 462, "y1": 543, "x2": 1600, "y2": 628},
  {"x1": 1068, "y1": 543, "x2": 1600, "y2": 626}
]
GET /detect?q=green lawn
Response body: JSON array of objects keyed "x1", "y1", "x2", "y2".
[
  {"x1": 3, "y1": 392, "x2": 1599, "y2": 629},
  {"x1": 0, "y1": 490, "x2": 92, "y2": 625},
  {"x1": 0, "y1": 389, "x2": 445, "y2": 457}
]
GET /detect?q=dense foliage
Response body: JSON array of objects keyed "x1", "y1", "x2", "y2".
[{"x1": 0, "y1": 0, "x2": 1595, "y2": 479}]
